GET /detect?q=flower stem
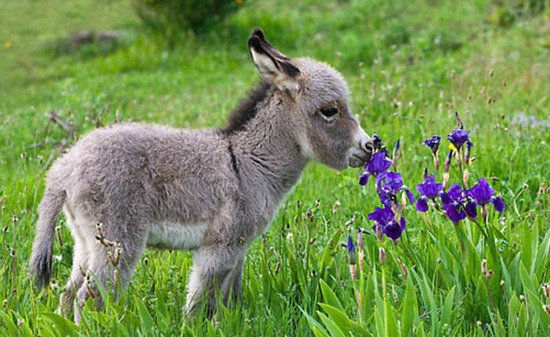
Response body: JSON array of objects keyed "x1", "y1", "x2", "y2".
[
  {"x1": 350, "y1": 264, "x2": 363, "y2": 319},
  {"x1": 382, "y1": 263, "x2": 390, "y2": 337},
  {"x1": 482, "y1": 262, "x2": 505, "y2": 336},
  {"x1": 453, "y1": 222, "x2": 466, "y2": 255},
  {"x1": 355, "y1": 283, "x2": 363, "y2": 319}
]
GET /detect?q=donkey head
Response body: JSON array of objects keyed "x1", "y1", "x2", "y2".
[{"x1": 248, "y1": 28, "x2": 373, "y2": 170}]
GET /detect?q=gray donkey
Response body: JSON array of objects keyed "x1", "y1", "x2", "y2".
[{"x1": 29, "y1": 29, "x2": 373, "y2": 323}]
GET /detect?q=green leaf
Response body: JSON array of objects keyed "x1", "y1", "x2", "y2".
[
  {"x1": 0, "y1": 311, "x2": 19, "y2": 337},
  {"x1": 317, "y1": 311, "x2": 347, "y2": 337},
  {"x1": 318, "y1": 229, "x2": 342, "y2": 273},
  {"x1": 521, "y1": 223, "x2": 534, "y2": 272},
  {"x1": 410, "y1": 268, "x2": 438, "y2": 335},
  {"x1": 517, "y1": 296, "x2": 527, "y2": 337},
  {"x1": 17, "y1": 320, "x2": 35, "y2": 337},
  {"x1": 40, "y1": 312, "x2": 80, "y2": 337},
  {"x1": 416, "y1": 322, "x2": 426, "y2": 337},
  {"x1": 373, "y1": 292, "x2": 384, "y2": 337},
  {"x1": 519, "y1": 263, "x2": 537, "y2": 298},
  {"x1": 507, "y1": 293, "x2": 520, "y2": 336},
  {"x1": 384, "y1": 298, "x2": 399, "y2": 337},
  {"x1": 400, "y1": 277, "x2": 418, "y2": 337},
  {"x1": 319, "y1": 279, "x2": 344, "y2": 311},
  {"x1": 156, "y1": 310, "x2": 169, "y2": 333},
  {"x1": 533, "y1": 229, "x2": 550, "y2": 276},
  {"x1": 440, "y1": 286, "x2": 456, "y2": 326},
  {"x1": 300, "y1": 307, "x2": 330, "y2": 337},
  {"x1": 318, "y1": 303, "x2": 366, "y2": 336},
  {"x1": 312, "y1": 326, "x2": 332, "y2": 337},
  {"x1": 110, "y1": 321, "x2": 130, "y2": 337},
  {"x1": 136, "y1": 298, "x2": 155, "y2": 333}
]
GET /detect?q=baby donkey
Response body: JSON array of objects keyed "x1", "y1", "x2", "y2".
[{"x1": 29, "y1": 29, "x2": 373, "y2": 323}]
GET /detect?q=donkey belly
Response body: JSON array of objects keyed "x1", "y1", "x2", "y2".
[{"x1": 146, "y1": 222, "x2": 207, "y2": 251}]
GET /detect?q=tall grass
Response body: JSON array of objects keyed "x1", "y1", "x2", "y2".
[{"x1": 1, "y1": 0, "x2": 548, "y2": 335}]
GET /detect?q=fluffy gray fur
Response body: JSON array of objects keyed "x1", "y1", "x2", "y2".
[{"x1": 29, "y1": 28, "x2": 373, "y2": 323}]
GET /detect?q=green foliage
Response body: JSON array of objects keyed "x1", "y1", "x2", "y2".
[
  {"x1": 489, "y1": 0, "x2": 547, "y2": 28},
  {"x1": 309, "y1": 218, "x2": 550, "y2": 336},
  {"x1": 133, "y1": 0, "x2": 245, "y2": 45},
  {"x1": 1, "y1": 0, "x2": 549, "y2": 336}
]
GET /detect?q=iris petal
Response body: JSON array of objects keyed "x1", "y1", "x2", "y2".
[
  {"x1": 384, "y1": 221, "x2": 403, "y2": 241},
  {"x1": 445, "y1": 205, "x2": 466, "y2": 222},
  {"x1": 405, "y1": 188, "x2": 415, "y2": 203},
  {"x1": 368, "y1": 206, "x2": 406, "y2": 243},
  {"x1": 359, "y1": 173, "x2": 370, "y2": 186},
  {"x1": 367, "y1": 152, "x2": 392, "y2": 174},
  {"x1": 468, "y1": 178, "x2": 494, "y2": 205},
  {"x1": 491, "y1": 196, "x2": 505, "y2": 213},
  {"x1": 416, "y1": 175, "x2": 443, "y2": 199},
  {"x1": 346, "y1": 236, "x2": 356, "y2": 253},
  {"x1": 400, "y1": 216, "x2": 406, "y2": 231},
  {"x1": 465, "y1": 200, "x2": 477, "y2": 219},
  {"x1": 376, "y1": 171, "x2": 388, "y2": 190},
  {"x1": 416, "y1": 197, "x2": 429, "y2": 212}
]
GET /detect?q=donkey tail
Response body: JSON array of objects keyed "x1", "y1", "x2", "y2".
[{"x1": 29, "y1": 186, "x2": 66, "y2": 289}]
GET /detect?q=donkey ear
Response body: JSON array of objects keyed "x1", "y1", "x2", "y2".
[{"x1": 248, "y1": 28, "x2": 301, "y2": 92}]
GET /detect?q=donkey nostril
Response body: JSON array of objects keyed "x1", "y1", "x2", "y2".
[
  {"x1": 366, "y1": 143, "x2": 373, "y2": 152},
  {"x1": 361, "y1": 141, "x2": 373, "y2": 154}
]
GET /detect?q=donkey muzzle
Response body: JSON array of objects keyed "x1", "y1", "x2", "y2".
[{"x1": 348, "y1": 130, "x2": 373, "y2": 168}]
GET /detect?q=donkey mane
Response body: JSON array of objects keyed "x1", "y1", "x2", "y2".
[{"x1": 221, "y1": 81, "x2": 272, "y2": 135}]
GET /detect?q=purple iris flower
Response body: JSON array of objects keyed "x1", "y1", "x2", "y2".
[
  {"x1": 415, "y1": 174, "x2": 443, "y2": 212},
  {"x1": 440, "y1": 184, "x2": 467, "y2": 222},
  {"x1": 447, "y1": 129, "x2": 470, "y2": 150},
  {"x1": 423, "y1": 136, "x2": 441, "y2": 154},
  {"x1": 468, "y1": 178, "x2": 505, "y2": 212},
  {"x1": 368, "y1": 206, "x2": 406, "y2": 243},
  {"x1": 346, "y1": 235, "x2": 356, "y2": 264},
  {"x1": 359, "y1": 152, "x2": 392, "y2": 186},
  {"x1": 376, "y1": 171, "x2": 414, "y2": 207},
  {"x1": 372, "y1": 134, "x2": 383, "y2": 151}
]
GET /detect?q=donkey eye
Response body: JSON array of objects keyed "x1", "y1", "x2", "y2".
[{"x1": 319, "y1": 106, "x2": 339, "y2": 119}]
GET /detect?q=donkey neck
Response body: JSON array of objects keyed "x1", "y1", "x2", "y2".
[{"x1": 225, "y1": 102, "x2": 308, "y2": 198}]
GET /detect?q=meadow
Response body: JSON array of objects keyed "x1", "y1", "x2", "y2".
[{"x1": 1, "y1": 0, "x2": 549, "y2": 335}]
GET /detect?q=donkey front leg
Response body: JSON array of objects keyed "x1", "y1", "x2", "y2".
[{"x1": 185, "y1": 245, "x2": 246, "y2": 317}]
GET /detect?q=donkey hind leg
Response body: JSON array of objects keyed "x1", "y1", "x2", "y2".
[
  {"x1": 185, "y1": 246, "x2": 245, "y2": 317},
  {"x1": 230, "y1": 258, "x2": 244, "y2": 301},
  {"x1": 73, "y1": 221, "x2": 148, "y2": 324},
  {"x1": 58, "y1": 218, "x2": 90, "y2": 318}
]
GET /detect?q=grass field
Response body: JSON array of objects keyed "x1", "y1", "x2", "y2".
[{"x1": 1, "y1": 0, "x2": 549, "y2": 335}]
